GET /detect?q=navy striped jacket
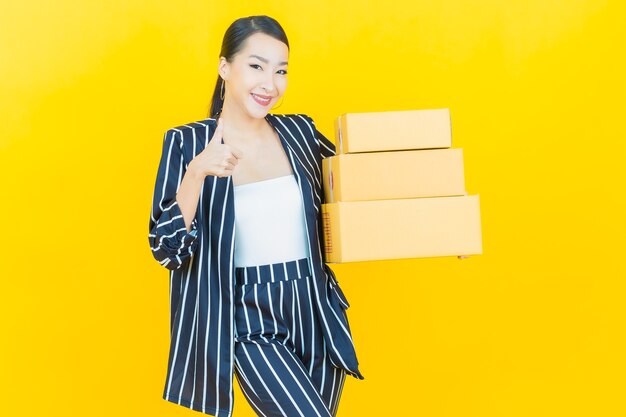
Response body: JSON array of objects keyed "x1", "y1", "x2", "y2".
[{"x1": 148, "y1": 113, "x2": 363, "y2": 417}]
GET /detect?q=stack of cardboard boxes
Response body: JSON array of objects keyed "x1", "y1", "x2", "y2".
[{"x1": 321, "y1": 108, "x2": 483, "y2": 263}]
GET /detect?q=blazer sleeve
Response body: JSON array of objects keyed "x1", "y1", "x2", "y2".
[{"x1": 148, "y1": 128, "x2": 199, "y2": 271}]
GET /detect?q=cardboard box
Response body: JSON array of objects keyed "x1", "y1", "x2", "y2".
[
  {"x1": 322, "y1": 195, "x2": 482, "y2": 263},
  {"x1": 335, "y1": 108, "x2": 452, "y2": 154},
  {"x1": 322, "y1": 148, "x2": 466, "y2": 203}
]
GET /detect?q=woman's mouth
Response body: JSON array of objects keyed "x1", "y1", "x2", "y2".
[{"x1": 251, "y1": 93, "x2": 273, "y2": 107}]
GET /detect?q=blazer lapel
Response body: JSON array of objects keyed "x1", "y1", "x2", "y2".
[
  {"x1": 266, "y1": 114, "x2": 317, "y2": 187},
  {"x1": 265, "y1": 113, "x2": 319, "y2": 255}
]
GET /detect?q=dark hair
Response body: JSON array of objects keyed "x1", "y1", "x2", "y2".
[{"x1": 209, "y1": 15, "x2": 289, "y2": 118}]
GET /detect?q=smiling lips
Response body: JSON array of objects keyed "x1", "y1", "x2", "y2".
[{"x1": 251, "y1": 93, "x2": 274, "y2": 107}]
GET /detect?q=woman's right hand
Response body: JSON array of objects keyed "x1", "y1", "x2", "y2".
[{"x1": 189, "y1": 118, "x2": 243, "y2": 178}]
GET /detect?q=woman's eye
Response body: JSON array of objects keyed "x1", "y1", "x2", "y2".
[
  {"x1": 277, "y1": 70, "x2": 288, "y2": 75},
  {"x1": 250, "y1": 64, "x2": 262, "y2": 70}
]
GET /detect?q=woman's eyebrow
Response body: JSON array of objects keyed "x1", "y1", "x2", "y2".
[{"x1": 249, "y1": 54, "x2": 288, "y2": 66}]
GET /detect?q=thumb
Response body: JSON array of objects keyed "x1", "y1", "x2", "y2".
[{"x1": 210, "y1": 118, "x2": 224, "y2": 145}]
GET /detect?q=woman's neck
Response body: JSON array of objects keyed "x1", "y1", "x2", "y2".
[{"x1": 218, "y1": 100, "x2": 269, "y2": 140}]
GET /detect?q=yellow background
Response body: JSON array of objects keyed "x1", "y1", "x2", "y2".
[{"x1": 1, "y1": 0, "x2": 624, "y2": 416}]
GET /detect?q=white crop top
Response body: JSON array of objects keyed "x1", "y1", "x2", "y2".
[{"x1": 233, "y1": 174, "x2": 310, "y2": 267}]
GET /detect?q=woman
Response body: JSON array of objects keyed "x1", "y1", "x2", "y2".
[{"x1": 148, "y1": 15, "x2": 364, "y2": 417}]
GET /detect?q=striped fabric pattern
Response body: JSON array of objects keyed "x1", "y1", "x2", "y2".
[
  {"x1": 148, "y1": 113, "x2": 363, "y2": 417},
  {"x1": 234, "y1": 258, "x2": 346, "y2": 417}
]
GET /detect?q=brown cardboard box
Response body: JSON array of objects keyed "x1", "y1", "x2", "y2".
[
  {"x1": 322, "y1": 148, "x2": 466, "y2": 203},
  {"x1": 322, "y1": 195, "x2": 482, "y2": 263},
  {"x1": 335, "y1": 108, "x2": 452, "y2": 154}
]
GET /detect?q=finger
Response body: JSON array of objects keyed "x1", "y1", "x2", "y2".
[
  {"x1": 228, "y1": 150, "x2": 242, "y2": 162},
  {"x1": 216, "y1": 167, "x2": 233, "y2": 177},
  {"x1": 230, "y1": 146, "x2": 244, "y2": 159}
]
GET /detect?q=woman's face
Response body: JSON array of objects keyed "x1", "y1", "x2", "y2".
[{"x1": 219, "y1": 32, "x2": 289, "y2": 119}]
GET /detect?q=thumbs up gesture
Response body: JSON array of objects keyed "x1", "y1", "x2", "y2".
[{"x1": 189, "y1": 118, "x2": 244, "y2": 178}]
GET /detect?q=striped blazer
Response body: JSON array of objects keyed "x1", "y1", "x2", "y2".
[{"x1": 148, "y1": 113, "x2": 364, "y2": 417}]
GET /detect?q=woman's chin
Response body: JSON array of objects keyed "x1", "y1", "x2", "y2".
[{"x1": 246, "y1": 104, "x2": 271, "y2": 119}]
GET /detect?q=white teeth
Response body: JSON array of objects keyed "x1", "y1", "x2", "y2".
[{"x1": 253, "y1": 94, "x2": 270, "y2": 102}]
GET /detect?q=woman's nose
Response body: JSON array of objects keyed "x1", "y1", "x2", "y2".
[{"x1": 261, "y1": 75, "x2": 275, "y2": 93}]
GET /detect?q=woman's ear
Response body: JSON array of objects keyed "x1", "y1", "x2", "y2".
[{"x1": 218, "y1": 57, "x2": 229, "y2": 80}]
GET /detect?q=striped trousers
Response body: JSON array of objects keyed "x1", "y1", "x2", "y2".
[{"x1": 233, "y1": 258, "x2": 347, "y2": 417}]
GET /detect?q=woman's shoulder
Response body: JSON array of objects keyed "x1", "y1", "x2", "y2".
[
  {"x1": 268, "y1": 112, "x2": 314, "y2": 124},
  {"x1": 162, "y1": 117, "x2": 217, "y2": 147},
  {"x1": 165, "y1": 117, "x2": 217, "y2": 135},
  {"x1": 267, "y1": 113, "x2": 317, "y2": 136}
]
